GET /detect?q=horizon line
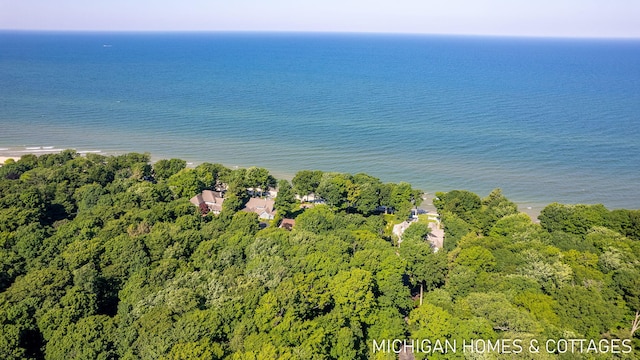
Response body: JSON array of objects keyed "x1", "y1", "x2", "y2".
[{"x1": 2, "y1": 28, "x2": 640, "y2": 41}]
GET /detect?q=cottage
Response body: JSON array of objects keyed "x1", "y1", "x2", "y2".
[
  {"x1": 243, "y1": 197, "x2": 276, "y2": 220},
  {"x1": 190, "y1": 190, "x2": 224, "y2": 214},
  {"x1": 279, "y1": 218, "x2": 296, "y2": 230}
]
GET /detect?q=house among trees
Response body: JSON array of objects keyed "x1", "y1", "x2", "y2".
[
  {"x1": 190, "y1": 190, "x2": 224, "y2": 215},
  {"x1": 243, "y1": 197, "x2": 276, "y2": 220},
  {"x1": 393, "y1": 219, "x2": 416, "y2": 241},
  {"x1": 279, "y1": 218, "x2": 296, "y2": 230}
]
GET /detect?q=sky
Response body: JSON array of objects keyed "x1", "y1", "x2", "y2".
[{"x1": 1, "y1": 0, "x2": 639, "y2": 38}]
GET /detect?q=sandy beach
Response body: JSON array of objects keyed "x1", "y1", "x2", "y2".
[
  {"x1": 0, "y1": 147, "x2": 72, "y2": 165},
  {"x1": 0, "y1": 156, "x2": 16, "y2": 164}
]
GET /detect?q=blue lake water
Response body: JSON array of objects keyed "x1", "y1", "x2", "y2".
[{"x1": 1, "y1": 31, "x2": 639, "y2": 210}]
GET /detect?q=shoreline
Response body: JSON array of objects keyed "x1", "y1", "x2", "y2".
[{"x1": 0, "y1": 146, "x2": 596, "y2": 220}]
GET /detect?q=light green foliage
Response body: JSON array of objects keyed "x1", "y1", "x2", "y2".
[
  {"x1": 402, "y1": 222, "x2": 430, "y2": 242},
  {"x1": 166, "y1": 338, "x2": 225, "y2": 360},
  {"x1": 518, "y1": 257, "x2": 573, "y2": 292},
  {"x1": 409, "y1": 303, "x2": 454, "y2": 339},
  {"x1": 367, "y1": 307, "x2": 408, "y2": 342},
  {"x1": 331, "y1": 327, "x2": 359, "y2": 360},
  {"x1": 446, "y1": 265, "x2": 478, "y2": 299},
  {"x1": 330, "y1": 268, "x2": 376, "y2": 323},
  {"x1": 195, "y1": 162, "x2": 229, "y2": 190},
  {"x1": 388, "y1": 182, "x2": 422, "y2": 219},
  {"x1": 131, "y1": 162, "x2": 152, "y2": 180},
  {"x1": 489, "y1": 212, "x2": 538, "y2": 240},
  {"x1": 513, "y1": 291, "x2": 559, "y2": 326}
]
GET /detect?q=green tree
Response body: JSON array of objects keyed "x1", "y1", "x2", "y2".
[
  {"x1": 167, "y1": 338, "x2": 225, "y2": 360},
  {"x1": 316, "y1": 172, "x2": 349, "y2": 209},
  {"x1": 167, "y1": 169, "x2": 205, "y2": 199},
  {"x1": 554, "y1": 286, "x2": 623, "y2": 338},
  {"x1": 479, "y1": 188, "x2": 518, "y2": 234},
  {"x1": 434, "y1": 190, "x2": 481, "y2": 224},
  {"x1": 459, "y1": 292, "x2": 539, "y2": 333},
  {"x1": 408, "y1": 302, "x2": 454, "y2": 341},
  {"x1": 295, "y1": 205, "x2": 336, "y2": 234},
  {"x1": 245, "y1": 167, "x2": 275, "y2": 197},
  {"x1": 388, "y1": 182, "x2": 422, "y2": 219},
  {"x1": 274, "y1": 179, "x2": 296, "y2": 217},
  {"x1": 539, "y1": 203, "x2": 608, "y2": 235},
  {"x1": 154, "y1": 158, "x2": 187, "y2": 180},
  {"x1": 352, "y1": 173, "x2": 383, "y2": 214},
  {"x1": 453, "y1": 246, "x2": 497, "y2": 272},
  {"x1": 330, "y1": 268, "x2": 376, "y2": 323},
  {"x1": 489, "y1": 212, "x2": 538, "y2": 240},
  {"x1": 292, "y1": 170, "x2": 323, "y2": 201},
  {"x1": 195, "y1": 162, "x2": 230, "y2": 190},
  {"x1": 400, "y1": 236, "x2": 447, "y2": 295}
]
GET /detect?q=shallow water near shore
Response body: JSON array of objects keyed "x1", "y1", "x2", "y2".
[{"x1": 1, "y1": 32, "x2": 639, "y2": 210}]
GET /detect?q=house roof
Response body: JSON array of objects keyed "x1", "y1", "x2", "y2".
[
  {"x1": 243, "y1": 197, "x2": 275, "y2": 217},
  {"x1": 189, "y1": 194, "x2": 204, "y2": 206},
  {"x1": 190, "y1": 190, "x2": 225, "y2": 213},
  {"x1": 279, "y1": 218, "x2": 296, "y2": 230},
  {"x1": 202, "y1": 190, "x2": 223, "y2": 204}
]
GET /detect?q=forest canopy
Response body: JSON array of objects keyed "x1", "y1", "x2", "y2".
[{"x1": 1, "y1": 151, "x2": 639, "y2": 359}]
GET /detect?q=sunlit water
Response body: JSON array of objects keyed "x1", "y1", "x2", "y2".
[{"x1": 2, "y1": 32, "x2": 639, "y2": 210}]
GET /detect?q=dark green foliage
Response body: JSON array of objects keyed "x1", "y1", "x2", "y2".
[
  {"x1": 168, "y1": 168, "x2": 207, "y2": 199},
  {"x1": 554, "y1": 286, "x2": 623, "y2": 338},
  {"x1": 316, "y1": 172, "x2": 350, "y2": 209},
  {"x1": 1, "y1": 152, "x2": 638, "y2": 359},
  {"x1": 292, "y1": 169, "x2": 323, "y2": 200},
  {"x1": 434, "y1": 189, "x2": 481, "y2": 223},
  {"x1": 245, "y1": 166, "x2": 276, "y2": 196},
  {"x1": 295, "y1": 205, "x2": 337, "y2": 234},
  {"x1": 441, "y1": 212, "x2": 473, "y2": 251},
  {"x1": 274, "y1": 179, "x2": 296, "y2": 217},
  {"x1": 400, "y1": 238, "x2": 447, "y2": 292},
  {"x1": 539, "y1": 202, "x2": 608, "y2": 235},
  {"x1": 292, "y1": 170, "x2": 422, "y2": 218},
  {"x1": 607, "y1": 209, "x2": 640, "y2": 241},
  {"x1": 478, "y1": 188, "x2": 519, "y2": 234},
  {"x1": 388, "y1": 182, "x2": 423, "y2": 219},
  {"x1": 154, "y1": 158, "x2": 187, "y2": 180}
]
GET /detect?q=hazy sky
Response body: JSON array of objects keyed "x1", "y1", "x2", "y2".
[{"x1": 1, "y1": 0, "x2": 639, "y2": 38}]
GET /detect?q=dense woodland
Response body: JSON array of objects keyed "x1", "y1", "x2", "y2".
[{"x1": 0, "y1": 151, "x2": 639, "y2": 359}]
